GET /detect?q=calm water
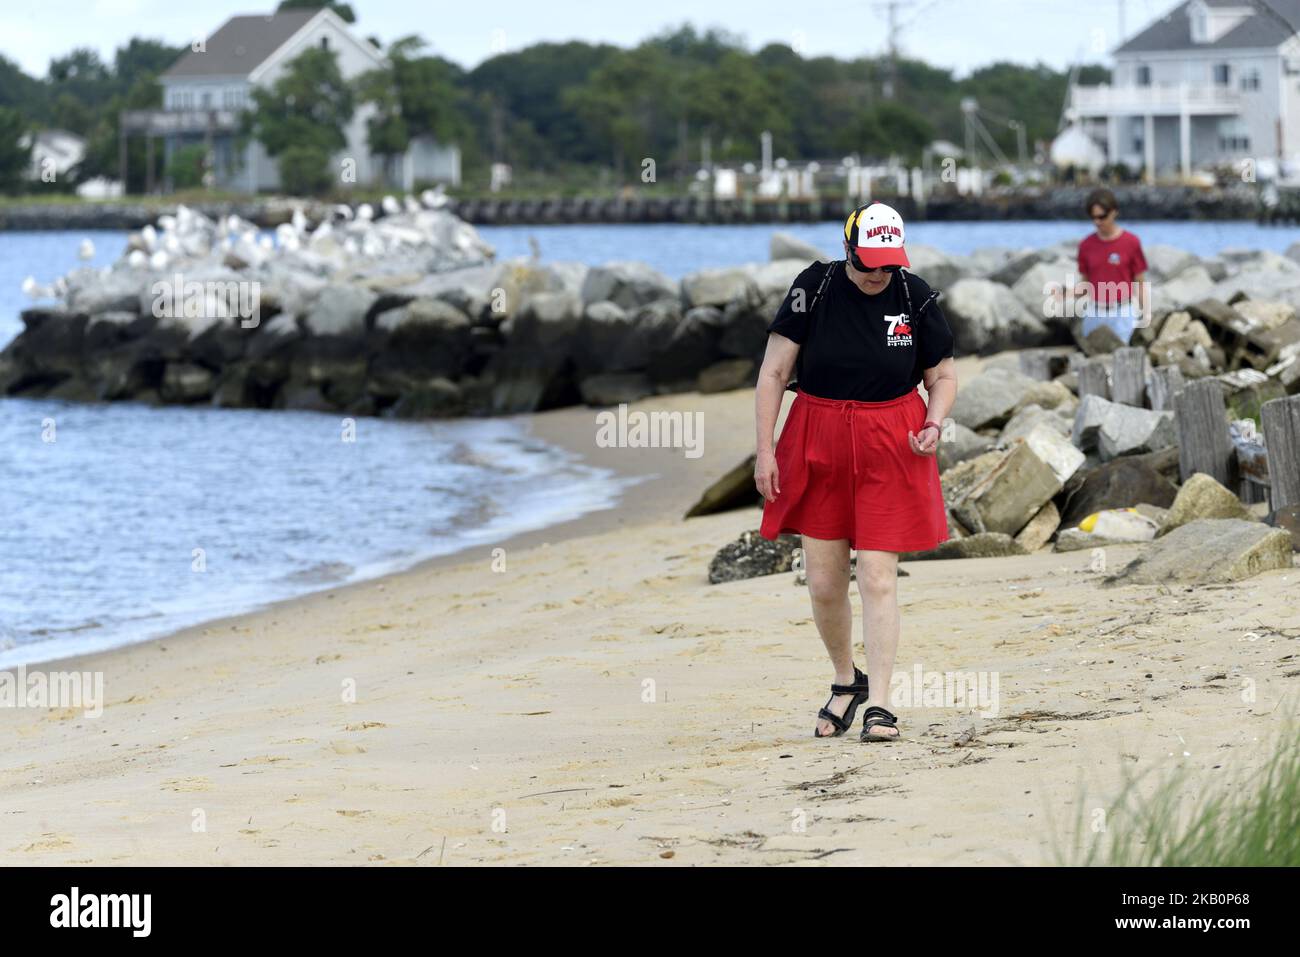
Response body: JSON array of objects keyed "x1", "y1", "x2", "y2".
[
  {"x1": 1, "y1": 218, "x2": 1295, "y2": 666},
  {"x1": 0, "y1": 398, "x2": 634, "y2": 668},
  {"x1": 474, "y1": 219, "x2": 1300, "y2": 278}
]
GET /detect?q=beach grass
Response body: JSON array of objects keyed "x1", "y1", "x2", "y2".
[{"x1": 1055, "y1": 712, "x2": 1300, "y2": 866}]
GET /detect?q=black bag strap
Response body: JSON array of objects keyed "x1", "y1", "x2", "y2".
[{"x1": 789, "y1": 259, "x2": 839, "y2": 392}]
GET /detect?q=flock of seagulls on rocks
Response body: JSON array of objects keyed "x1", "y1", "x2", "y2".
[{"x1": 22, "y1": 186, "x2": 465, "y2": 302}]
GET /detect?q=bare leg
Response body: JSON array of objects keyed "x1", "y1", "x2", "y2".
[
  {"x1": 856, "y1": 549, "x2": 900, "y2": 737},
  {"x1": 801, "y1": 535, "x2": 856, "y2": 736}
]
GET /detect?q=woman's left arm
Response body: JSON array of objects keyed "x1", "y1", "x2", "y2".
[{"x1": 909, "y1": 357, "x2": 957, "y2": 456}]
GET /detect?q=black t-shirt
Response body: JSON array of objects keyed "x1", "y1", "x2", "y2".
[{"x1": 765, "y1": 260, "x2": 955, "y2": 402}]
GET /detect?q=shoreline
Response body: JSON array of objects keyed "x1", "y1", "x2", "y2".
[
  {"x1": 4, "y1": 359, "x2": 1298, "y2": 866},
  {"x1": 8, "y1": 382, "x2": 780, "y2": 674}
]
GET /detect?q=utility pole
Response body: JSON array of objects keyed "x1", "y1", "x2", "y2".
[{"x1": 883, "y1": 0, "x2": 900, "y2": 99}]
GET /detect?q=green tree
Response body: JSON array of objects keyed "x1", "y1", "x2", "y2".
[
  {"x1": 247, "y1": 46, "x2": 353, "y2": 162},
  {"x1": 165, "y1": 143, "x2": 208, "y2": 190},
  {"x1": 0, "y1": 107, "x2": 32, "y2": 193},
  {"x1": 275, "y1": 0, "x2": 356, "y2": 23},
  {"x1": 356, "y1": 36, "x2": 481, "y2": 186},
  {"x1": 563, "y1": 44, "x2": 682, "y2": 175},
  {"x1": 278, "y1": 144, "x2": 333, "y2": 195}
]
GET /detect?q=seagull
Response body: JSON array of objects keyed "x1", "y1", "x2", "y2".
[
  {"x1": 356, "y1": 203, "x2": 374, "y2": 222},
  {"x1": 421, "y1": 187, "x2": 447, "y2": 208},
  {"x1": 403, "y1": 194, "x2": 421, "y2": 214},
  {"x1": 127, "y1": 249, "x2": 148, "y2": 268},
  {"x1": 291, "y1": 206, "x2": 308, "y2": 236},
  {"x1": 381, "y1": 195, "x2": 400, "y2": 216},
  {"x1": 139, "y1": 224, "x2": 157, "y2": 251},
  {"x1": 149, "y1": 249, "x2": 169, "y2": 270},
  {"x1": 78, "y1": 238, "x2": 95, "y2": 261}
]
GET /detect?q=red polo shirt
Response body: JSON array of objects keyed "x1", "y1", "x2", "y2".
[{"x1": 1078, "y1": 230, "x2": 1147, "y2": 307}]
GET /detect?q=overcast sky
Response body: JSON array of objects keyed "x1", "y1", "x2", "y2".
[{"x1": 4, "y1": 0, "x2": 1172, "y2": 78}]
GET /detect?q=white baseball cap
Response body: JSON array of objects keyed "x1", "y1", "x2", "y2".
[{"x1": 844, "y1": 201, "x2": 909, "y2": 269}]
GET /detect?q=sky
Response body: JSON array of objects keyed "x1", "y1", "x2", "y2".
[{"x1": 2, "y1": 0, "x2": 1174, "y2": 79}]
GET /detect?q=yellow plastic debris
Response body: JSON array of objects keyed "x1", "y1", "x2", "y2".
[{"x1": 1079, "y1": 507, "x2": 1138, "y2": 533}]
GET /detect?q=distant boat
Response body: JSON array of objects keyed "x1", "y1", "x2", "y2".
[{"x1": 1050, "y1": 124, "x2": 1106, "y2": 175}]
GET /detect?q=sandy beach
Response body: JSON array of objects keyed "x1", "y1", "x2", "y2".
[{"x1": 2, "y1": 351, "x2": 1297, "y2": 866}]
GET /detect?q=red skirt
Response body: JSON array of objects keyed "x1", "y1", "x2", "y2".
[{"x1": 759, "y1": 387, "x2": 949, "y2": 552}]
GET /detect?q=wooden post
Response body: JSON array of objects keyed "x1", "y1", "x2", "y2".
[
  {"x1": 1260, "y1": 395, "x2": 1300, "y2": 510},
  {"x1": 1077, "y1": 357, "x2": 1110, "y2": 400},
  {"x1": 1147, "y1": 365, "x2": 1185, "y2": 411},
  {"x1": 1111, "y1": 347, "x2": 1148, "y2": 407},
  {"x1": 1173, "y1": 378, "x2": 1234, "y2": 485}
]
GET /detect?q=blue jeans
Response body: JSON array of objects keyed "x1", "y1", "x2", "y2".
[{"x1": 1081, "y1": 298, "x2": 1141, "y2": 344}]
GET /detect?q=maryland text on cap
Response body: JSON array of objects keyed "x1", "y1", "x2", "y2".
[{"x1": 845, "y1": 201, "x2": 910, "y2": 269}]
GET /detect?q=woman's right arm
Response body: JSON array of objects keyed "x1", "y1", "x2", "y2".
[{"x1": 754, "y1": 332, "x2": 800, "y2": 502}]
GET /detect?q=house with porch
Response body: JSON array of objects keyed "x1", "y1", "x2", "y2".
[
  {"x1": 1066, "y1": 0, "x2": 1300, "y2": 179},
  {"x1": 128, "y1": 7, "x2": 460, "y2": 193}
]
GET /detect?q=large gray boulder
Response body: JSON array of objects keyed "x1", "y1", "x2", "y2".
[
  {"x1": 1010, "y1": 259, "x2": 1075, "y2": 321},
  {"x1": 987, "y1": 248, "x2": 1056, "y2": 287},
  {"x1": 1157, "y1": 472, "x2": 1251, "y2": 535},
  {"x1": 937, "y1": 421, "x2": 993, "y2": 472},
  {"x1": 580, "y1": 261, "x2": 676, "y2": 310},
  {"x1": 950, "y1": 440, "x2": 1063, "y2": 536},
  {"x1": 1149, "y1": 265, "x2": 1216, "y2": 315},
  {"x1": 681, "y1": 267, "x2": 758, "y2": 310},
  {"x1": 1105, "y1": 519, "x2": 1293, "y2": 585},
  {"x1": 1143, "y1": 244, "x2": 1201, "y2": 281},
  {"x1": 302, "y1": 283, "x2": 377, "y2": 338},
  {"x1": 943, "y1": 278, "x2": 1051, "y2": 354},
  {"x1": 371, "y1": 298, "x2": 473, "y2": 379},
  {"x1": 769, "y1": 232, "x2": 825, "y2": 262},
  {"x1": 952, "y1": 366, "x2": 1041, "y2": 430},
  {"x1": 905, "y1": 243, "x2": 972, "y2": 290},
  {"x1": 1072, "y1": 394, "x2": 1176, "y2": 460},
  {"x1": 484, "y1": 291, "x2": 584, "y2": 412}
]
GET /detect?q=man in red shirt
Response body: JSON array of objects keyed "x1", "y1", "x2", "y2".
[{"x1": 1073, "y1": 188, "x2": 1149, "y2": 343}]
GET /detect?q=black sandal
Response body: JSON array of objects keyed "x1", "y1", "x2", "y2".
[
  {"x1": 813, "y1": 666, "x2": 870, "y2": 738},
  {"x1": 860, "y1": 706, "x2": 900, "y2": 742}
]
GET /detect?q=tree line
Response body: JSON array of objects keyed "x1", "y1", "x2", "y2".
[{"x1": 0, "y1": 9, "x2": 1108, "y2": 197}]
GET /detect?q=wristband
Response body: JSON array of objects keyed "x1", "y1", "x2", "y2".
[{"x1": 922, "y1": 420, "x2": 943, "y2": 435}]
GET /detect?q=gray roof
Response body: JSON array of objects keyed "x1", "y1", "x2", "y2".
[
  {"x1": 162, "y1": 9, "x2": 321, "y2": 78},
  {"x1": 1116, "y1": 0, "x2": 1300, "y2": 53}
]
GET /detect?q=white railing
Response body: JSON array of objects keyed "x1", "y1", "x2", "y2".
[{"x1": 1069, "y1": 83, "x2": 1242, "y2": 115}]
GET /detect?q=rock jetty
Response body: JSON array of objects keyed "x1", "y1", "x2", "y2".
[{"x1": 7, "y1": 198, "x2": 1300, "y2": 421}]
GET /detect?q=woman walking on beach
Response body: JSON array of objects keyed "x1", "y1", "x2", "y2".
[{"x1": 754, "y1": 202, "x2": 957, "y2": 742}]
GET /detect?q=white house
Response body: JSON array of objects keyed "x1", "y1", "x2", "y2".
[
  {"x1": 149, "y1": 7, "x2": 459, "y2": 193},
  {"x1": 1066, "y1": 0, "x2": 1300, "y2": 179}
]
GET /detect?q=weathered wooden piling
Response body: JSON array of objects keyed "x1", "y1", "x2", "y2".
[
  {"x1": 1147, "y1": 366, "x2": 1185, "y2": 411},
  {"x1": 1077, "y1": 357, "x2": 1110, "y2": 400},
  {"x1": 1173, "y1": 378, "x2": 1234, "y2": 485},
  {"x1": 1261, "y1": 394, "x2": 1300, "y2": 510},
  {"x1": 1111, "y1": 347, "x2": 1148, "y2": 407}
]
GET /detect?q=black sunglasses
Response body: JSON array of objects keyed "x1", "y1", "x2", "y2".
[{"x1": 849, "y1": 253, "x2": 901, "y2": 273}]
